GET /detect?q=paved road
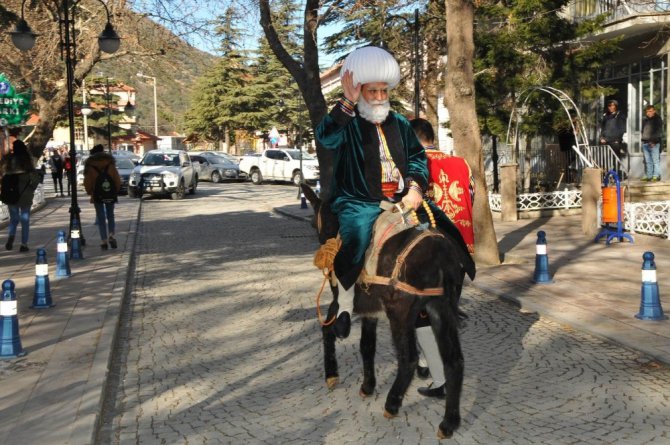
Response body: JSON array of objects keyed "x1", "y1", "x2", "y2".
[{"x1": 98, "y1": 182, "x2": 670, "y2": 445}]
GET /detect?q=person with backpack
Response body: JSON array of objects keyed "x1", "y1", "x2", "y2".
[
  {"x1": 83, "y1": 144, "x2": 121, "y2": 250},
  {"x1": 0, "y1": 140, "x2": 41, "y2": 252}
]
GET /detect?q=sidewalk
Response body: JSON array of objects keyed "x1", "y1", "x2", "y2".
[
  {"x1": 274, "y1": 201, "x2": 670, "y2": 366},
  {"x1": 0, "y1": 195, "x2": 140, "y2": 445}
]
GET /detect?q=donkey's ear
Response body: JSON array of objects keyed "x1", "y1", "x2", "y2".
[{"x1": 301, "y1": 183, "x2": 320, "y2": 207}]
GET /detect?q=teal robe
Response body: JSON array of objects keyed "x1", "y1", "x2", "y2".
[{"x1": 316, "y1": 104, "x2": 430, "y2": 289}]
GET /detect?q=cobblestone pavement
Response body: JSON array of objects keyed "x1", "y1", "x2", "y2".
[{"x1": 99, "y1": 183, "x2": 670, "y2": 445}]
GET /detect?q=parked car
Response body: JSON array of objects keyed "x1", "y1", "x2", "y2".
[
  {"x1": 190, "y1": 154, "x2": 245, "y2": 182},
  {"x1": 111, "y1": 149, "x2": 141, "y2": 164},
  {"x1": 189, "y1": 151, "x2": 240, "y2": 164},
  {"x1": 128, "y1": 150, "x2": 198, "y2": 200},
  {"x1": 76, "y1": 155, "x2": 137, "y2": 195},
  {"x1": 238, "y1": 148, "x2": 319, "y2": 185},
  {"x1": 114, "y1": 157, "x2": 137, "y2": 195}
]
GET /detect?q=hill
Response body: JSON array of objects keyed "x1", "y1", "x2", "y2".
[{"x1": 94, "y1": 14, "x2": 218, "y2": 136}]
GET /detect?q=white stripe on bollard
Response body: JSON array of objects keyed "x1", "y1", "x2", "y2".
[
  {"x1": 642, "y1": 269, "x2": 657, "y2": 283},
  {"x1": 71, "y1": 229, "x2": 80, "y2": 239},
  {"x1": 536, "y1": 245, "x2": 547, "y2": 255},
  {"x1": 57, "y1": 242, "x2": 68, "y2": 253},
  {"x1": 36, "y1": 264, "x2": 49, "y2": 276},
  {"x1": 0, "y1": 300, "x2": 17, "y2": 316}
]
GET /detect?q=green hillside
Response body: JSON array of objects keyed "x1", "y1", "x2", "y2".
[{"x1": 94, "y1": 17, "x2": 218, "y2": 136}]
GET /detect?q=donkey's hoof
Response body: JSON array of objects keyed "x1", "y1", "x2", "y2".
[
  {"x1": 438, "y1": 417, "x2": 459, "y2": 439},
  {"x1": 437, "y1": 428, "x2": 454, "y2": 440},
  {"x1": 326, "y1": 376, "x2": 339, "y2": 390},
  {"x1": 359, "y1": 387, "x2": 372, "y2": 398},
  {"x1": 383, "y1": 409, "x2": 397, "y2": 419}
]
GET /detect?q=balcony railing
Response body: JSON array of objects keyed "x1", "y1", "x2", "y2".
[{"x1": 567, "y1": 0, "x2": 670, "y2": 23}]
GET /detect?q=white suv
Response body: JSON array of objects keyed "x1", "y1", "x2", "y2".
[{"x1": 128, "y1": 150, "x2": 198, "y2": 200}]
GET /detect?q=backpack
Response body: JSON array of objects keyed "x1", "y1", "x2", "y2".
[
  {"x1": 91, "y1": 164, "x2": 117, "y2": 203},
  {"x1": 0, "y1": 174, "x2": 26, "y2": 205}
]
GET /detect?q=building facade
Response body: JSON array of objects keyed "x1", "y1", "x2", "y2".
[{"x1": 565, "y1": 0, "x2": 670, "y2": 178}]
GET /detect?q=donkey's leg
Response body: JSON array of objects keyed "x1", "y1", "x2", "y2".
[
  {"x1": 323, "y1": 296, "x2": 339, "y2": 389},
  {"x1": 382, "y1": 298, "x2": 420, "y2": 417},
  {"x1": 359, "y1": 315, "x2": 378, "y2": 397},
  {"x1": 426, "y1": 298, "x2": 463, "y2": 439}
]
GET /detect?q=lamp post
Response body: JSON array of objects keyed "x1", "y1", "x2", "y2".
[
  {"x1": 81, "y1": 79, "x2": 92, "y2": 151},
  {"x1": 106, "y1": 76, "x2": 113, "y2": 151},
  {"x1": 10, "y1": 0, "x2": 121, "y2": 247},
  {"x1": 137, "y1": 73, "x2": 158, "y2": 136}
]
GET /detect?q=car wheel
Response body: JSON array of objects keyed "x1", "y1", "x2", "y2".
[
  {"x1": 292, "y1": 170, "x2": 303, "y2": 186},
  {"x1": 189, "y1": 175, "x2": 198, "y2": 195},
  {"x1": 251, "y1": 169, "x2": 263, "y2": 185},
  {"x1": 128, "y1": 187, "x2": 138, "y2": 199},
  {"x1": 211, "y1": 171, "x2": 222, "y2": 183},
  {"x1": 171, "y1": 181, "x2": 186, "y2": 200}
]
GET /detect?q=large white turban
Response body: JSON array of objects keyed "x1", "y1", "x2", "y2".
[{"x1": 340, "y1": 46, "x2": 401, "y2": 89}]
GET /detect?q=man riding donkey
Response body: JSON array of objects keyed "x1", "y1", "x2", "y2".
[{"x1": 315, "y1": 46, "x2": 474, "y2": 339}]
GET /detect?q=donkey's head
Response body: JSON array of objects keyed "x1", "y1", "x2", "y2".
[{"x1": 301, "y1": 184, "x2": 339, "y2": 244}]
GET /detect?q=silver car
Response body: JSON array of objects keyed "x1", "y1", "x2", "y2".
[{"x1": 190, "y1": 154, "x2": 242, "y2": 183}]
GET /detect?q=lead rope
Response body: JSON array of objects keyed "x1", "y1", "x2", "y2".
[{"x1": 313, "y1": 236, "x2": 341, "y2": 326}]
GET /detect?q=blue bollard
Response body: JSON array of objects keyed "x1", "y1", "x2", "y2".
[
  {"x1": 32, "y1": 248, "x2": 55, "y2": 309},
  {"x1": 300, "y1": 192, "x2": 307, "y2": 209},
  {"x1": 70, "y1": 217, "x2": 84, "y2": 260},
  {"x1": 55, "y1": 230, "x2": 71, "y2": 279},
  {"x1": 0, "y1": 280, "x2": 26, "y2": 359},
  {"x1": 532, "y1": 230, "x2": 553, "y2": 284},
  {"x1": 635, "y1": 252, "x2": 667, "y2": 321}
]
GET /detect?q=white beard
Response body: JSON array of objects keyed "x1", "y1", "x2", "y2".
[{"x1": 358, "y1": 98, "x2": 391, "y2": 124}]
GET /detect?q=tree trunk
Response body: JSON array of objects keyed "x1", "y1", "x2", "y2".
[
  {"x1": 224, "y1": 125, "x2": 231, "y2": 152},
  {"x1": 258, "y1": 0, "x2": 332, "y2": 199},
  {"x1": 444, "y1": 0, "x2": 500, "y2": 266}
]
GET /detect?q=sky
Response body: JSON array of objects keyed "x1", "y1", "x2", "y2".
[{"x1": 130, "y1": 0, "x2": 343, "y2": 70}]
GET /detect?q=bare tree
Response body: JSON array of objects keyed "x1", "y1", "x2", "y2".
[
  {"x1": 0, "y1": 0, "x2": 179, "y2": 158},
  {"x1": 444, "y1": 0, "x2": 500, "y2": 265}
]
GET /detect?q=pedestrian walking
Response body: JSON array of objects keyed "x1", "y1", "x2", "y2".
[
  {"x1": 0, "y1": 140, "x2": 41, "y2": 252},
  {"x1": 63, "y1": 149, "x2": 73, "y2": 195},
  {"x1": 83, "y1": 144, "x2": 121, "y2": 250},
  {"x1": 641, "y1": 104, "x2": 664, "y2": 182},
  {"x1": 49, "y1": 148, "x2": 65, "y2": 196}
]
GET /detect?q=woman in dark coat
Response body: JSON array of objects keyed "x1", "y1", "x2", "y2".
[{"x1": 0, "y1": 140, "x2": 40, "y2": 251}]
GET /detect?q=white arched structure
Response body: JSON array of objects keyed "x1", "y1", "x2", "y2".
[{"x1": 505, "y1": 86, "x2": 594, "y2": 169}]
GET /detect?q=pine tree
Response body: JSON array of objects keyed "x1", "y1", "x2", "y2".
[
  {"x1": 248, "y1": 0, "x2": 311, "y2": 147},
  {"x1": 184, "y1": 7, "x2": 251, "y2": 151}
]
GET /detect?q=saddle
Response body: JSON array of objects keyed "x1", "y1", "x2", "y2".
[{"x1": 360, "y1": 201, "x2": 445, "y2": 296}]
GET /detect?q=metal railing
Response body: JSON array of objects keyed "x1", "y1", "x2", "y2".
[
  {"x1": 488, "y1": 189, "x2": 582, "y2": 213},
  {"x1": 484, "y1": 142, "x2": 627, "y2": 192},
  {"x1": 567, "y1": 0, "x2": 670, "y2": 23},
  {"x1": 488, "y1": 190, "x2": 670, "y2": 239},
  {"x1": 624, "y1": 200, "x2": 670, "y2": 238}
]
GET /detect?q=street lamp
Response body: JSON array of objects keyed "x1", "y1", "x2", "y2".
[
  {"x1": 81, "y1": 80, "x2": 92, "y2": 151},
  {"x1": 10, "y1": 0, "x2": 121, "y2": 248},
  {"x1": 137, "y1": 73, "x2": 159, "y2": 136}
]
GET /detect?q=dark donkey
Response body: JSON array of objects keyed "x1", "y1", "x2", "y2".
[{"x1": 301, "y1": 184, "x2": 475, "y2": 439}]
